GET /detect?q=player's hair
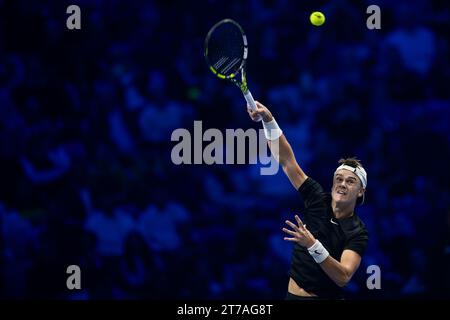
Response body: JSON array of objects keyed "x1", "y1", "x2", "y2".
[
  {"x1": 337, "y1": 157, "x2": 365, "y2": 205},
  {"x1": 338, "y1": 157, "x2": 363, "y2": 169}
]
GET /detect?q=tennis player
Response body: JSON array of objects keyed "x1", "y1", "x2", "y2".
[{"x1": 248, "y1": 101, "x2": 369, "y2": 299}]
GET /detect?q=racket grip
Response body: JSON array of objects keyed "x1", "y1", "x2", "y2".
[
  {"x1": 243, "y1": 90, "x2": 262, "y2": 121},
  {"x1": 244, "y1": 90, "x2": 257, "y2": 110}
]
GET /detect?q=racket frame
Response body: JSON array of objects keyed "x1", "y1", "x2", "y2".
[{"x1": 204, "y1": 19, "x2": 260, "y2": 118}]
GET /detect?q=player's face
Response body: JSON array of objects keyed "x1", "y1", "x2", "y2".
[{"x1": 332, "y1": 170, "x2": 364, "y2": 206}]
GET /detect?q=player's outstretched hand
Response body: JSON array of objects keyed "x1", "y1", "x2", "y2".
[
  {"x1": 247, "y1": 101, "x2": 273, "y2": 122},
  {"x1": 283, "y1": 215, "x2": 316, "y2": 248}
]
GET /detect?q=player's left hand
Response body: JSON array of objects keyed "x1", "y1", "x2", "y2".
[{"x1": 283, "y1": 215, "x2": 316, "y2": 248}]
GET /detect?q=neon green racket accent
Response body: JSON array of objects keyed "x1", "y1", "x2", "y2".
[{"x1": 209, "y1": 66, "x2": 217, "y2": 74}]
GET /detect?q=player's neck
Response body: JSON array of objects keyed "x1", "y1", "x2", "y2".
[{"x1": 331, "y1": 200, "x2": 354, "y2": 219}]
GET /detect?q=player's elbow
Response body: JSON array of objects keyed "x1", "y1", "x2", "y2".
[
  {"x1": 281, "y1": 161, "x2": 300, "y2": 177},
  {"x1": 282, "y1": 162, "x2": 307, "y2": 189},
  {"x1": 336, "y1": 277, "x2": 350, "y2": 288},
  {"x1": 335, "y1": 272, "x2": 353, "y2": 287}
]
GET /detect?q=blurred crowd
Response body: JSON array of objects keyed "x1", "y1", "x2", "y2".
[{"x1": 1, "y1": 0, "x2": 449, "y2": 299}]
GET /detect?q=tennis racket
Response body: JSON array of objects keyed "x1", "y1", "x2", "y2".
[{"x1": 204, "y1": 19, "x2": 262, "y2": 121}]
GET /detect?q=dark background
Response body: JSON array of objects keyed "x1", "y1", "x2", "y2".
[{"x1": 0, "y1": 0, "x2": 449, "y2": 299}]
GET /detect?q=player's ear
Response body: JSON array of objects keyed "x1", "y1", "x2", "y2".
[{"x1": 358, "y1": 188, "x2": 365, "y2": 198}]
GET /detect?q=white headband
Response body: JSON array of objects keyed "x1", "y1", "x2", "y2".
[{"x1": 335, "y1": 164, "x2": 367, "y2": 188}]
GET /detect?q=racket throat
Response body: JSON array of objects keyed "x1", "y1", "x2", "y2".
[{"x1": 231, "y1": 71, "x2": 249, "y2": 93}]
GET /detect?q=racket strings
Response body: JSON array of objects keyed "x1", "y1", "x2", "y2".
[
  {"x1": 213, "y1": 56, "x2": 229, "y2": 70},
  {"x1": 220, "y1": 57, "x2": 241, "y2": 75},
  {"x1": 206, "y1": 22, "x2": 245, "y2": 77}
]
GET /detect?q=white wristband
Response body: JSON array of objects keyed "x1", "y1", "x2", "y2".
[
  {"x1": 262, "y1": 118, "x2": 283, "y2": 141},
  {"x1": 307, "y1": 240, "x2": 329, "y2": 264}
]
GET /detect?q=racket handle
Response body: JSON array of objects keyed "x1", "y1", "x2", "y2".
[{"x1": 243, "y1": 90, "x2": 262, "y2": 121}]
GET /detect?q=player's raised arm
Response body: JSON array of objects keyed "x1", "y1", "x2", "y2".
[{"x1": 248, "y1": 101, "x2": 307, "y2": 189}]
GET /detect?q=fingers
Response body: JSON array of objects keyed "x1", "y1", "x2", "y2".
[
  {"x1": 284, "y1": 215, "x2": 312, "y2": 245},
  {"x1": 295, "y1": 215, "x2": 306, "y2": 230},
  {"x1": 285, "y1": 220, "x2": 300, "y2": 232},
  {"x1": 247, "y1": 105, "x2": 262, "y2": 114},
  {"x1": 283, "y1": 217, "x2": 308, "y2": 244},
  {"x1": 247, "y1": 109, "x2": 261, "y2": 122},
  {"x1": 282, "y1": 227, "x2": 297, "y2": 237},
  {"x1": 247, "y1": 105, "x2": 261, "y2": 115},
  {"x1": 247, "y1": 102, "x2": 265, "y2": 122},
  {"x1": 255, "y1": 101, "x2": 265, "y2": 109},
  {"x1": 247, "y1": 108, "x2": 259, "y2": 122}
]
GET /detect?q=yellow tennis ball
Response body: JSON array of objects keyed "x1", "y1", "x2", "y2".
[{"x1": 310, "y1": 11, "x2": 325, "y2": 26}]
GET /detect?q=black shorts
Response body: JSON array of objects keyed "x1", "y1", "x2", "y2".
[
  {"x1": 285, "y1": 292, "x2": 344, "y2": 300},
  {"x1": 285, "y1": 292, "x2": 321, "y2": 300}
]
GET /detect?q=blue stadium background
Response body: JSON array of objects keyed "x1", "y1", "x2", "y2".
[{"x1": 0, "y1": 0, "x2": 449, "y2": 299}]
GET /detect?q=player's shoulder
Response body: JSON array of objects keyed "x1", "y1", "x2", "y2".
[
  {"x1": 297, "y1": 177, "x2": 330, "y2": 210},
  {"x1": 297, "y1": 176, "x2": 324, "y2": 193}
]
